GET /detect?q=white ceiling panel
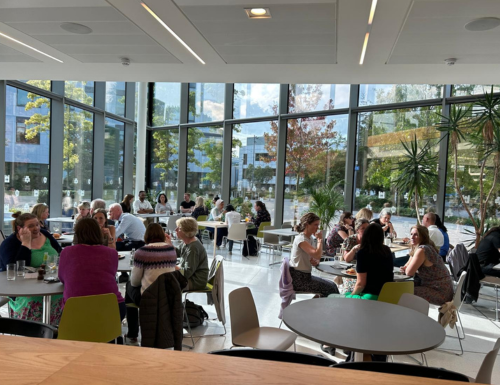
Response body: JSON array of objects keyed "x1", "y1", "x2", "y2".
[
  {"x1": 5, "y1": 21, "x2": 145, "y2": 36},
  {"x1": 0, "y1": 43, "x2": 41, "y2": 62},
  {"x1": 0, "y1": 7, "x2": 126, "y2": 23},
  {"x1": 69, "y1": 54, "x2": 179, "y2": 64}
]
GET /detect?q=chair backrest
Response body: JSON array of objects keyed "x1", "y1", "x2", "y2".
[
  {"x1": 207, "y1": 255, "x2": 224, "y2": 287},
  {"x1": 378, "y1": 282, "x2": 414, "y2": 305},
  {"x1": 229, "y1": 287, "x2": 260, "y2": 342},
  {"x1": 167, "y1": 215, "x2": 182, "y2": 232},
  {"x1": 398, "y1": 293, "x2": 429, "y2": 315},
  {"x1": 197, "y1": 215, "x2": 207, "y2": 230},
  {"x1": 0, "y1": 317, "x2": 57, "y2": 339},
  {"x1": 208, "y1": 349, "x2": 335, "y2": 367},
  {"x1": 475, "y1": 338, "x2": 500, "y2": 384},
  {"x1": 263, "y1": 225, "x2": 279, "y2": 244},
  {"x1": 281, "y1": 223, "x2": 292, "y2": 242},
  {"x1": 209, "y1": 255, "x2": 226, "y2": 325},
  {"x1": 257, "y1": 221, "x2": 271, "y2": 238},
  {"x1": 227, "y1": 223, "x2": 247, "y2": 241},
  {"x1": 58, "y1": 294, "x2": 122, "y2": 342},
  {"x1": 453, "y1": 271, "x2": 467, "y2": 311}
]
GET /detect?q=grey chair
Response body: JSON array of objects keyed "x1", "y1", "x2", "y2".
[
  {"x1": 472, "y1": 338, "x2": 500, "y2": 384},
  {"x1": 263, "y1": 225, "x2": 290, "y2": 266}
]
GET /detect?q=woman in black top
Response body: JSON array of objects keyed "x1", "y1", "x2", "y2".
[
  {"x1": 246, "y1": 201, "x2": 271, "y2": 236},
  {"x1": 477, "y1": 227, "x2": 500, "y2": 278},
  {"x1": 121, "y1": 194, "x2": 134, "y2": 214}
]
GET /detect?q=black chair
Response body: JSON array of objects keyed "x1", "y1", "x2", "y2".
[
  {"x1": 333, "y1": 361, "x2": 469, "y2": 382},
  {"x1": 0, "y1": 318, "x2": 58, "y2": 339},
  {"x1": 208, "y1": 349, "x2": 335, "y2": 367}
]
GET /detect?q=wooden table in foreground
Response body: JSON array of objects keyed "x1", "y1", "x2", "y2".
[{"x1": 0, "y1": 335, "x2": 465, "y2": 385}]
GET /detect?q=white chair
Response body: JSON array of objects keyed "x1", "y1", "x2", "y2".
[
  {"x1": 229, "y1": 287, "x2": 296, "y2": 351},
  {"x1": 263, "y1": 225, "x2": 290, "y2": 266},
  {"x1": 472, "y1": 338, "x2": 500, "y2": 384},
  {"x1": 480, "y1": 275, "x2": 500, "y2": 322},
  {"x1": 223, "y1": 223, "x2": 249, "y2": 259},
  {"x1": 450, "y1": 271, "x2": 467, "y2": 355}
]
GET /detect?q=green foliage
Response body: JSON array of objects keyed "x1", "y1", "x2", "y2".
[
  {"x1": 230, "y1": 197, "x2": 253, "y2": 217},
  {"x1": 307, "y1": 181, "x2": 345, "y2": 231}
]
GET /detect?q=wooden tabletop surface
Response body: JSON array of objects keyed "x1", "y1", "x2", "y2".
[{"x1": 0, "y1": 335, "x2": 466, "y2": 385}]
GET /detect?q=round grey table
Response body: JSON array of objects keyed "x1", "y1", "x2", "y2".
[
  {"x1": 283, "y1": 298, "x2": 445, "y2": 362},
  {"x1": 0, "y1": 271, "x2": 64, "y2": 324},
  {"x1": 117, "y1": 252, "x2": 132, "y2": 273}
]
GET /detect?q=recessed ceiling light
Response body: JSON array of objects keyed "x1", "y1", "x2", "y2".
[
  {"x1": 60, "y1": 22, "x2": 92, "y2": 35},
  {"x1": 0, "y1": 31, "x2": 63, "y2": 63},
  {"x1": 465, "y1": 17, "x2": 500, "y2": 31},
  {"x1": 359, "y1": 0, "x2": 378, "y2": 65},
  {"x1": 141, "y1": 2, "x2": 205, "y2": 65},
  {"x1": 244, "y1": 8, "x2": 271, "y2": 19}
]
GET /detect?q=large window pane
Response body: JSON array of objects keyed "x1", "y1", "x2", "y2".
[
  {"x1": 452, "y1": 85, "x2": 500, "y2": 97},
  {"x1": 103, "y1": 118, "x2": 124, "y2": 207},
  {"x1": 233, "y1": 83, "x2": 279, "y2": 119},
  {"x1": 19, "y1": 80, "x2": 51, "y2": 92},
  {"x1": 152, "y1": 83, "x2": 181, "y2": 126},
  {"x1": 105, "y1": 82, "x2": 126, "y2": 117},
  {"x1": 4, "y1": 86, "x2": 50, "y2": 234},
  {"x1": 359, "y1": 84, "x2": 443, "y2": 106},
  {"x1": 188, "y1": 83, "x2": 224, "y2": 123},
  {"x1": 186, "y1": 126, "x2": 223, "y2": 201},
  {"x1": 283, "y1": 114, "x2": 349, "y2": 225},
  {"x1": 230, "y1": 121, "x2": 278, "y2": 221},
  {"x1": 62, "y1": 105, "x2": 93, "y2": 217},
  {"x1": 65, "y1": 81, "x2": 95, "y2": 106},
  {"x1": 289, "y1": 84, "x2": 350, "y2": 113},
  {"x1": 150, "y1": 129, "x2": 179, "y2": 208},
  {"x1": 354, "y1": 107, "x2": 441, "y2": 236}
]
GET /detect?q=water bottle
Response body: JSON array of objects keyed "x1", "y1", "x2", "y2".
[{"x1": 129, "y1": 248, "x2": 135, "y2": 267}]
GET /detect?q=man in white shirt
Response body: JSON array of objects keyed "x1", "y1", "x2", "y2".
[
  {"x1": 109, "y1": 203, "x2": 146, "y2": 251},
  {"x1": 133, "y1": 191, "x2": 153, "y2": 214},
  {"x1": 423, "y1": 212, "x2": 444, "y2": 248},
  {"x1": 225, "y1": 204, "x2": 241, "y2": 254}
]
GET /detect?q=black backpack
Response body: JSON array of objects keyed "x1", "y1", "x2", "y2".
[
  {"x1": 183, "y1": 299, "x2": 209, "y2": 329},
  {"x1": 242, "y1": 236, "x2": 260, "y2": 257}
]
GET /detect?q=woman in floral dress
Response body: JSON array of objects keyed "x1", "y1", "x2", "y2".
[{"x1": 325, "y1": 212, "x2": 354, "y2": 255}]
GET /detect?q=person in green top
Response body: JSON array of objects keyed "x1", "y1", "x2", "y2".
[
  {"x1": 0, "y1": 212, "x2": 62, "y2": 325},
  {"x1": 166, "y1": 217, "x2": 209, "y2": 291}
]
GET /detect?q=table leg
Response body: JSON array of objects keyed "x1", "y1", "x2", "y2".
[
  {"x1": 213, "y1": 227, "x2": 218, "y2": 257},
  {"x1": 42, "y1": 295, "x2": 52, "y2": 324}
]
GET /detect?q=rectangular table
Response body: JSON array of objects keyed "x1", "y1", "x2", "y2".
[
  {"x1": 0, "y1": 335, "x2": 465, "y2": 385},
  {"x1": 135, "y1": 213, "x2": 171, "y2": 223},
  {"x1": 197, "y1": 221, "x2": 227, "y2": 257},
  {"x1": 261, "y1": 228, "x2": 298, "y2": 237}
]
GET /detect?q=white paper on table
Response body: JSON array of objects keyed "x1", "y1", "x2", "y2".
[{"x1": 24, "y1": 273, "x2": 38, "y2": 279}]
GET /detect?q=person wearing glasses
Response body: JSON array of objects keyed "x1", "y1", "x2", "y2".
[{"x1": 325, "y1": 211, "x2": 354, "y2": 255}]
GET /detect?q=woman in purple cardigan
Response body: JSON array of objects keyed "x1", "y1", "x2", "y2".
[{"x1": 58, "y1": 218, "x2": 125, "y2": 320}]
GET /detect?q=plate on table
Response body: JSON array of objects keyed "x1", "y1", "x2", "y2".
[
  {"x1": 341, "y1": 269, "x2": 357, "y2": 276},
  {"x1": 118, "y1": 252, "x2": 128, "y2": 260}
]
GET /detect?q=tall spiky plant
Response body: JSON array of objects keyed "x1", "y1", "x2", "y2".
[
  {"x1": 393, "y1": 136, "x2": 438, "y2": 224},
  {"x1": 308, "y1": 181, "x2": 345, "y2": 231}
]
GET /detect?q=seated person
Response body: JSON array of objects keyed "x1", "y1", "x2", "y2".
[
  {"x1": 31, "y1": 203, "x2": 49, "y2": 231},
  {"x1": 92, "y1": 209, "x2": 116, "y2": 249},
  {"x1": 289, "y1": 213, "x2": 339, "y2": 297},
  {"x1": 125, "y1": 223, "x2": 178, "y2": 342},
  {"x1": 74, "y1": 201, "x2": 91, "y2": 227},
  {"x1": 371, "y1": 209, "x2": 396, "y2": 237},
  {"x1": 166, "y1": 217, "x2": 208, "y2": 291},
  {"x1": 246, "y1": 201, "x2": 271, "y2": 237},
  {"x1": 225, "y1": 204, "x2": 241, "y2": 253},
  {"x1": 191, "y1": 197, "x2": 208, "y2": 219},
  {"x1": 120, "y1": 194, "x2": 134, "y2": 214},
  {"x1": 401, "y1": 225, "x2": 453, "y2": 306},
  {"x1": 91, "y1": 198, "x2": 115, "y2": 226},
  {"x1": 422, "y1": 213, "x2": 444, "y2": 250},
  {"x1": 476, "y1": 226, "x2": 500, "y2": 278},
  {"x1": 0, "y1": 212, "x2": 62, "y2": 325},
  {"x1": 59, "y1": 218, "x2": 125, "y2": 321},
  {"x1": 108, "y1": 203, "x2": 146, "y2": 251},
  {"x1": 208, "y1": 199, "x2": 227, "y2": 247},
  {"x1": 155, "y1": 193, "x2": 173, "y2": 215},
  {"x1": 133, "y1": 190, "x2": 154, "y2": 214},
  {"x1": 355, "y1": 208, "x2": 373, "y2": 221},
  {"x1": 325, "y1": 212, "x2": 354, "y2": 255},
  {"x1": 180, "y1": 193, "x2": 195, "y2": 213}
]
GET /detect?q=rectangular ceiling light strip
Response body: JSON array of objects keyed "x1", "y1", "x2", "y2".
[
  {"x1": 141, "y1": 2, "x2": 205, "y2": 65},
  {"x1": 0, "y1": 31, "x2": 63, "y2": 63},
  {"x1": 359, "y1": 0, "x2": 378, "y2": 65}
]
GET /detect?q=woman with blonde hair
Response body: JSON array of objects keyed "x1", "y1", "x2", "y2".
[
  {"x1": 289, "y1": 213, "x2": 338, "y2": 297},
  {"x1": 31, "y1": 203, "x2": 49, "y2": 230},
  {"x1": 191, "y1": 196, "x2": 208, "y2": 219},
  {"x1": 355, "y1": 208, "x2": 373, "y2": 221},
  {"x1": 401, "y1": 224, "x2": 453, "y2": 305}
]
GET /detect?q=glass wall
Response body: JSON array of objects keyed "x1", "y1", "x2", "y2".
[
  {"x1": 105, "y1": 82, "x2": 126, "y2": 117},
  {"x1": 284, "y1": 114, "x2": 349, "y2": 225},
  {"x1": 452, "y1": 84, "x2": 500, "y2": 97},
  {"x1": 289, "y1": 84, "x2": 350, "y2": 113},
  {"x1": 230, "y1": 121, "x2": 278, "y2": 221},
  {"x1": 186, "y1": 126, "x2": 223, "y2": 202},
  {"x1": 150, "y1": 129, "x2": 179, "y2": 207},
  {"x1": 62, "y1": 105, "x2": 94, "y2": 217},
  {"x1": 152, "y1": 83, "x2": 181, "y2": 126},
  {"x1": 103, "y1": 118, "x2": 124, "y2": 206},
  {"x1": 233, "y1": 83, "x2": 279, "y2": 119},
  {"x1": 65, "y1": 81, "x2": 95, "y2": 106},
  {"x1": 19, "y1": 80, "x2": 51, "y2": 92},
  {"x1": 4, "y1": 86, "x2": 50, "y2": 233},
  {"x1": 188, "y1": 83, "x2": 224, "y2": 123},
  {"x1": 359, "y1": 84, "x2": 443, "y2": 106}
]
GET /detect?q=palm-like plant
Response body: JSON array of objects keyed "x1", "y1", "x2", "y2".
[
  {"x1": 308, "y1": 181, "x2": 345, "y2": 231},
  {"x1": 393, "y1": 136, "x2": 438, "y2": 224}
]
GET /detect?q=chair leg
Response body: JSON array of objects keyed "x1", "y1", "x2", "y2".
[
  {"x1": 495, "y1": 285, "x2": 499, "y2": 322},
  {"x1": 455, "y1": 325, "x2": 464, "y2": 356},
  {"x1": 279, "y1": 320, "x2": 283, "y2": 329},
  {"x1": 182, "y1": 297, "x2": 195, "y2": 349},
  {"x1": 456, "y1": 312, "x2": 466, "y2": 340},
  {"x1": 293, "y1": 341, "x2": 296, "y2": 352}
]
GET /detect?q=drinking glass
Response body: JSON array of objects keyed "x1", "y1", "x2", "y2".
[
  {"x1": 333, "y1": 256, "x2": 341, "y2": 268},
  {"x1": 16, "y1": 260, "x2": 25, "y2": 277},
  {"x1": 46, "y1": 255, "x2": 57, "y2": 276},
  {"x1": 52, "y1": 225, "x2": 60, "y2": 234},
  {"x1": 6, "y1": 264, "x2": 16, "y2": 280}
]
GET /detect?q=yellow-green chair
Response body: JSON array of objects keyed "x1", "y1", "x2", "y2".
[
  {"x1": 197, "y1": 215, "x2": 208, "y2": 230},
  {"x1": 378, "y1": 282, "x2": 414, "y2": 305},
  {"x1": 58, "y1": 294, "x2": 122, "y2": 343},
  {"x1": 197, "y1": 215, "x2": 211, "y2": 243},
  {"x1": 257, "y1": 221, "x2": 271, "y2": 239}
]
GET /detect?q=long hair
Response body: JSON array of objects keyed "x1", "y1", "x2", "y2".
[
  {"x1": 295, "y1": 213, "x2": 320, "y2": 233},
  {"x1": 409, "y1": 224, "x2": 439, "y2": 256},
  {"x1": 359, "y1": 223, "x2": 390, "y2": 257},
  {"x1": 434, "y1": 214, "x2": 448, "y2": 232},
  {"x1": 484, "y1": 226, "x2": 500, "y2": 239},
  {"x1": 31, "y1": 203, "x2": 48, "y2": 225},
  {"x1": 121, "y1": 194, "x2": 134, "y2": 209},
  {"x1": 74, "y1": 218, "x2": 103, "y2": 246},
  {"x1": 195, "y1": 196, "x2": 204, "y2": 208},
  {"x1": 92, "y1": 208, "x2": 109, "y2": 228},
  {"x1": 339, "y1": 212, "x2": 352, "y2": 226},
  {"x1": 255, "y1": 201, "x2": 266, "y2": 211},
  {"x1": 355, "y1": 208, "x2": 373, "y2": 221}
]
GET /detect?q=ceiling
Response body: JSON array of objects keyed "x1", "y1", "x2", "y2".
[{"x1": 0, "y1": 0, "x2": 499, "y2": 83}]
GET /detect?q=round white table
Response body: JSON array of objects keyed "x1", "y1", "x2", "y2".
[
  {"x1": 283, "y1": 298, "x2": 445, "y2": 361},
  {"x1": 0, "y1": 271, "x2": 64, "y2": 324}
]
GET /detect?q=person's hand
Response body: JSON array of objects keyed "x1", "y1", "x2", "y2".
[
  {"x1": 164, "y1": 233, "x2": 173, "y2": 245},
  {"x1": 175, "y1": 265, "x2": 181, "y2": 271},
  {"x1": 102, "y1": 228, "x2": 110, "y2": 237},
  {"x1": 402, "y1": 237, "x2": 410, "y2": 244},
  {"x1": 315, "y1": 231, "x2": 323, "y2": 240},
  {"x1": 19, "y1": 226, "x2": 31, "y2": 245},
  {"x1": 310, "y1": 258, "x2": 320, "y2": 266},
  {"x1": 400, "y1": 266, "x2": 407, "y2": 274},
  {"x1": 345, "y1": 225, "x2": 353, "y2": 231}
]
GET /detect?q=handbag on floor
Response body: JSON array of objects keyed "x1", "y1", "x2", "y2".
[
  {"x1": 242, "y1": 236, "x2": 259, "y2": 257},
  {"x1": 183, "y1": 300, "x2": 209, "y2": 329}
]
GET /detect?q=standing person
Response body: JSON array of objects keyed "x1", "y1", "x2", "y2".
[
  {"x1": 422, "y1": 213, "x2": 444, "y2": 250},
  {"x1": 289, "y1": 213, "x2": 339, "y2": 297},
  {"x1": 108, "y1": 204, "x2": 146, "y2": 251},
  {"x1": 155, "y1": 193, "x2": 173, "y2": 215},
  {"x1": 191, "y1": 196, "x2": 208, "y2": 219},
  {"x1": 371, "y1": 209, "x2": 396, "y2": 237},
  {"x1": 180, "y1": 193, "x2": 195, "y2": 213},
  {"x1": 224, "y1": 204, "x2": 241, "y2": 254},
  {"x1": 133, "y1": 191, "x2": 154, "y2": 214},
  {"x1": 58, "y1": 218, "x2": 125, "y2": 321},
  {"x1": 74, "y1": 201, "x2": 91, "y2": 227},
  {"x1": 31, "y1": 203, "x2": 49, "y2": 231},
  {"x1": 125, "y1": 223, "x2": 178, "y2": 342},
  {"x1": 92, "y1": 208, "x2": 116, "y2": 249},
  {"x1": 120, "y1": 194, "x2": 134, "y2": 214},
  {"x1": 476, "y1": 227, "x2": 500, "y2": 278},
  {"x1": 325, "y1": 212, "x2": 354, "y2": 255},
  {"x1": 0, "y1": 213, "x2": 62, "y2": 325},
  {"x1": 401, "y1": 225, "x2": 453, "y2": 306},
  {"x1": 434, "y1": 214, "x2": 450, "y2": 260},
  {"x1": 246, "y1": 201, "x2": 271, "y2": 237}
]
